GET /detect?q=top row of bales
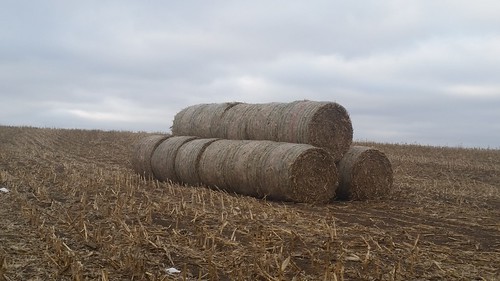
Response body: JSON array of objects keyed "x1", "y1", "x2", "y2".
[{"x1": 171, "y1": 100, "x2": 353, "y2": 162}]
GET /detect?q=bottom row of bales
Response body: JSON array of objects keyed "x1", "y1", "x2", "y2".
[
  {"x1": 133, "y1": 135, "x2": 338, "y2": 203},
  {"x1": 132, "y1": 135, "x2": 393, "y2": 204}
]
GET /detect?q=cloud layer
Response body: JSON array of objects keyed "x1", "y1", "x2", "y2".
[{"x1": 1, "y1": 1, "x2": 499, "y2": 147}]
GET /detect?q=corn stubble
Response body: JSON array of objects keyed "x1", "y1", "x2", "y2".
[{"x1": 0, "y1": 126, "x2": 499, "y2": 280}]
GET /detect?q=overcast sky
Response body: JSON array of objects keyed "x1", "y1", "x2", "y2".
[{"x1": 1, "y1": 1, "x2": 499, "y2": 148}]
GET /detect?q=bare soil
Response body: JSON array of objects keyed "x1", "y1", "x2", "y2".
[{"x1": 0, "y1": 126, "x2": 498, "y2": 280}]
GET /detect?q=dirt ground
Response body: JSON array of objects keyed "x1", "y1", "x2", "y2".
[{"x1": 0, "y1": 126, "x2": 499, "y2": 280}]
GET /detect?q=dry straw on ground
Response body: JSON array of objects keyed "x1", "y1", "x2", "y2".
[
  {"x1": 337, "y1": 146, "x2": 393, "y2": 200},
  {"x1": 172, "y1": 100, "x2": 353, "y2": 162},
  {"x1": 151, "y1": 136, "x2": 197, "y2": 183},
  {"x1": 2, "y1": 127, "x2": 500, "y2": 280},
  {"x1": 174, "y1": 138, "x2": 220, "y2": 186},
  {"x1": 130, "y1": 135, "x2": 170, "y2": 179},
  {"x1": 198, "y1": 139, "x2": 338, "y2": 203}
]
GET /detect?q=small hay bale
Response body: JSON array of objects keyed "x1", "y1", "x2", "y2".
[
  {"x1": 337, "y1": 146, "x2": 393, "y2": 200},
  {"x1": 131, "y1": 135, "x2": 170, "y2": 179},
  {"x1": 172, "y1": 101, "x2": 353, "y2": 162},
  {"x1": 198, "y1": 139, "x2": 338, "y2": 203},
  {"x1": 151, "y1": 136, "x2": 198, "y2": 182},
  {"x1": 174, "y1": 138, "x2": 220, "y2": 186}
]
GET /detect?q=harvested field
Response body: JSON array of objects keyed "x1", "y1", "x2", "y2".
[
  {"x1": 0, "y1": 126, "x2": 499, "y2": 280},
  {"x1": 172, "y1": 101, "x2": 353, "y2": 162}
]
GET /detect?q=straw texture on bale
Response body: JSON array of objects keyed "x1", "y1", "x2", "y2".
[
  {"x1": 151, "y1": 136, "x2": 197, "y2": 183},
  {"x1": 174, "y1": 138, "x2": 219, "y2": 186},
  {"x1": 131, "y1": 135, "x2": 170, "y2": 179},
  {"x1": 337, "y1": 146, "x2": 393, "y2": 200},
  {"x1": 198, "y1": 139, "x2": 338, "y2": 203},
  {"x1": 172, "y1": 100, "x2": 353, "y2": 162},
  {"x1": 172, "y1": 103, "x2": 241, "y2": 138}
]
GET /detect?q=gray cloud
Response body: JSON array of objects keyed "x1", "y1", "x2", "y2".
[{"x1": 1, "y1": 0, "x2": 500, "y2": 148}]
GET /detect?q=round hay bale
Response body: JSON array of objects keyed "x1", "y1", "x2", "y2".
[
  {"x1": 260, "y1": 142, "x2": 338, "y2": 203},
  {"x1": 197, "y1": 139, "x2": 247, "y2": 189},
  {"x1": 276, "y1": 100, "x2": 352, "y2": 162},
  {"x1": 217, "y1": 103, "x2": 254, "y2": 139},
  {"x1": 131, "y1": 135, "x2": 170, "y2": 179},
  {"x1": 151, "y1": 136, "x2": 198, "y2": 183},
  {"x1": 223, "y1": 140, "x2": 280, "y2": 197},
  {"x1": 171, "y1": 101, "x2": 353, "y2": 162},
  {"x1": 337, "y1": 146, "x2": 393, "y2": 200},
  {"x1": 172, "y1": 102, "x2": 241, "y2": 138},
  {"x1": 198, "y1": 139, "x2": 338, "y2": 203},
  {"x1": 244, "y1": 103, "x2": 288, "y2": 141},
  {"x1": 174, "y1": 138, "x2": 220, "y2": 186}
]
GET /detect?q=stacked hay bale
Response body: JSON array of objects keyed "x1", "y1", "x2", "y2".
[
  {"x1": 132, "y1": 100, "x2": 393, "y2": 203},
  {"x1": 172, "y1": 100, "x2": 353, "y2": 162},
  {"x1": 172, "y1": 103, "x2": 240, "y2": 138}
]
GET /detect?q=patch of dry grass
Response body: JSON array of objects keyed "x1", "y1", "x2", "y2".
[{"x1": 0, "y1": 126, "x2": 498, "y2": 280}]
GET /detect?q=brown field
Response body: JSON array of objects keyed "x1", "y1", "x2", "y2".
[{"x1": 0, "y1": 126, "x2": 499, "y2": 280}]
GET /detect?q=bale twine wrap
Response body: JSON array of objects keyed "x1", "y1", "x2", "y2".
[
  {"x1": 337, "y1": 146, "x2": 393, "y2": 200},
  {"x1": 172, "y1": 100, "x2": 353, "y2": 162},
  {"x1": 151, "y1": 136, "x2": 198, "y2": 183},
  {"x1": 198, "y1": 139, "x2": 338, "y2": 203},
  {"x1": 174, "y1": 138, "x2": 220, "y2": 186},
  {"x1": 131, "y1": 135, "x2": 170, "y2": 179}
]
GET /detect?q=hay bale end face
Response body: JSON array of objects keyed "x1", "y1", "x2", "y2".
[
  {"x1": 175, "y1": 138, "x2": 219, "y2": 186},
  {"x1": 337, "y1": 146, "x2": 393, "y2": 200},
  {"x1": 151, "y1": 136, "x2": 198, "y2": 183},
  {"x1": 172, "y1": 101, "x2": 353, "y2": 162},
  {"x1": 131, "y1": 135, "x2": 170, "y2": 179},
  {"x1": 260, "y1": 142, "x2": 339, "y2": 203},
  {"x1": 300, "y1": 101, "x2": 353, "y2": 162},
  {"x1": 198, "y1": 139, "x2": 338, "y2": 203}
]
